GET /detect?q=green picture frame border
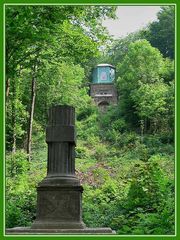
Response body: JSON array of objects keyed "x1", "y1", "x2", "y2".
[{"x1": 0, "y1": 0, "x2": 179, "y2": 239}]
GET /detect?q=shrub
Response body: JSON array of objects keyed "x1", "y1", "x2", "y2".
[
  {"x1": 6, "y1": 190, "x2": 36, "y2": 228},
  {"x1": 6, "y1": 150, "x2": 29, "y2": 177},
  {"x1": 6, "y1": 150, "x2": 44, "y2": 228},
  {"x1": 75, "y1": 145, "x2": 90, "y2": 159},
  {"x1": 83, "y1": 178, "x2": 120, "y2": 228},
  {"x1": 111, "y1": 159, "x2": 175, "y2": 235},
  {"x1": 94, "y1": 143, "x2": 109, "y2": 162}
]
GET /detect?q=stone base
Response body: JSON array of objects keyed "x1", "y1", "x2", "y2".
[
  {"x1": 32, "y1": 183, "x2": 85, "y2": 229},
  {"x1": 31, "y1": 220, "x2": 86, "y2": 229},
  {"x1": 6, "y1": 227, "x2": 116, "y2": 235}
]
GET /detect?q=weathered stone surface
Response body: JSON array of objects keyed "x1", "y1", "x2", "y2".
[
  {"x1": 90, "y1": 83, "x2": 118, "y2": 108},
  {"x1": 31, "y1": 106, "x2": 85, "y2": 230},
  {"x1": 31, "y1": 186, "x2": 84, "y2": 229},
  {"x1": 46, "y1": 125, "x2": 76, "y2": 143},
  {"x1": 45, "y1": 106, "x2": 76, "y2": 178},
  {"x1": 6, "y1": 227, "x2": 116, "y2": 235}
]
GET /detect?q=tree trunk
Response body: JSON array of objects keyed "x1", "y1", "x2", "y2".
[
  {"x1": 6, "y1": 77, "x2": 11, "y2": 115},
  {"x1": 11, "y1": 98, "x2": 16, "y2": 153},
  {"x1": 10, "y1": 76, "x2": 16, "y2": 153},
  {"x1": 6, "y1": 77, "x2": 10, "y2": 100},
  {"x1": 140, "y1": 119, "x2": 144, "y2": 143},
  {"x1": 27, "y1": 65, "x2": 37, "y2": 161}
]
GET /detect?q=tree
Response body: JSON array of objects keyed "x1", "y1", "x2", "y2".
[
  {"x1": 145, "y1": 6, "x2": 175, "y2": 59},
  {"x1": 116, "y1": 40, "x2": 174, "y2": 133},
  {"x1": 5, "y1": 5, "x2": 117, "y2": 157},
  {"x1": 131, "y1": 82, "x2": 169, "y2": 132},
  {"x1": 105, "y1": 30, "x2": 146, "y2": 65}
]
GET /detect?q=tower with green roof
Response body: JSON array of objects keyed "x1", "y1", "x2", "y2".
[{"x1": 90, "y1": 64, "x2": 117, "y2": 110}]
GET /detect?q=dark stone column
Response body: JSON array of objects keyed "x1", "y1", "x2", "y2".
[{"x1": 31, "y1": 105, "x2": 85, "y2": 229}]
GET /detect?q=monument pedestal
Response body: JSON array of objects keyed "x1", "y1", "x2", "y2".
[
  {"x1": 6, "y1": 106, "x2": 115, "y2": 235},
  {"x1": 6, "y1": 227, "x2": 116, "y2": 235},
  {"x1": 31, "y1": 183, "x2": 85, "y2": 229}
]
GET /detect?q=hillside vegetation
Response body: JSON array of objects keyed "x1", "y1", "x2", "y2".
[{"x1": 6, "y1": 5, "x2": 175, "y2": 235}]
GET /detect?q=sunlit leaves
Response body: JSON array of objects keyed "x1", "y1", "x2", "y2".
[{"x1": 116, "y1": 40, "x2": 174, "y2": 132}]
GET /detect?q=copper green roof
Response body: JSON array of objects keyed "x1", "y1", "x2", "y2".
[{"x1": 96, "y1": 64, "x2": 115, "y2": 68}]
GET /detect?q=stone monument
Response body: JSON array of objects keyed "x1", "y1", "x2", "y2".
[{"x1": 6, "y1": 105, "x2": 115, "y2": 235}]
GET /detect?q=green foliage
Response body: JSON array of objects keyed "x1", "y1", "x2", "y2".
[
  {"x1": 40, "y1": 62, "x2": 86, "y2": 108},
  {"x1": 83, "y1": 179, "x2": 120, "y2": 228},
  {"x1": 6, "y1": 5, "x2": 116, "y2": 78},
  {"x1": 111, "y1": 158, "x2": 174, "y2": 235},
  {"x1": 76, "y1": 107, "x2": 99, "y2": 142},
  {"x1": 6, "y1": 150, "x2": 36, "y2": 227},
  {"x1": 6, "y1": 149, "x2": 46, "y2": 228},
  {"x1": 131, "y1": 82, "x2": 168, "y2": 123},
  {"x1": 6, "y1": 150, "x2": 29, "y2": 178},
  {"x1": 80, "y1": 151, "x2": 174, "y2": 235},
  {"x1": 6, "y1": 75, "x2": 28, "y2": 151},
  {"x1": 117, "y1": 40, "x2": 164, "y2": 89},
  {"x1": 75, "y1": 145, "x2": 91, "y2": 160},
  {"x1": 5, "y1": 5, "x2": 174, "y2": 235},
  {"x1": 6, "y1": 191, "x2": 37, "y2": 228},
  {"x1": 94, "y1": 143, "x2": 110, "y2": 162},
  {"x1": 104, "y1": 6, "x2": 175, "y2": 65},
  {"x1": 5, "y1": 5, "x2": 116, "y2": 151},
  {"x1": 105, "y1": 30, "x2": 147, "y2": 70},
  {"x1": 116, "y1": 40, "x2": 174, "y2": 134},
  {"x1": 127, "y1": 161, "x2": 168, "y2": 209},
  {"x1": 145, "y1": 6, "x2": 175, "y2": 59}
]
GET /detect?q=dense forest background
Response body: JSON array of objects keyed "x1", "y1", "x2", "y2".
[{"x1": 5, "y1": 5, "x2": 175, "y2": 235}]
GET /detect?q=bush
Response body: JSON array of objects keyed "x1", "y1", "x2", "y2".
[
  {"x1": 83, "y1": 178, "x2": 120, "y2": 228},
  {"x1": 94, "y1": 143, "x2": 109, "y2": 162},
  {"x1": 6, "y1": 150, "x2": 29, "y2": 177},
  {"x1": 75, "y1": 145, "x2": 90, "y2": 159},
  {"x1": 77, "y1": 101, "x2": 98, "y2": 121},
  {"x1": 6, "y1": 150, "x2": 45, "y2": 228},
  {"x1": 76, "y1": 112, "x2": 99, "y2": 141},
  {"x1": 111, "y1": 159, "x2": 175, "y2": 235},
  {"x1": 6, "y1": 190, "x2": 36, "y2": 228}
]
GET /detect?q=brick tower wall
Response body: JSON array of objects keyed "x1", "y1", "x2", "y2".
[{"x1": 90, "y1": 83, "x2": 118, "y2": 107}]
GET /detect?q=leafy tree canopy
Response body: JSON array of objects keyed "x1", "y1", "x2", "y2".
[{"x1": 145, "y1": 6, "x2": 175, "y2": 59}]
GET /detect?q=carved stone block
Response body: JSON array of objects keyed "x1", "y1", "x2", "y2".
[{"x1": 31, "y1": 186, "x2": 85, "y2": 229}]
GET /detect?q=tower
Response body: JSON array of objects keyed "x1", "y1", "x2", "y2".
[{"x1": 90, "y1": 64, "x2": 117, "y2": 111}]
